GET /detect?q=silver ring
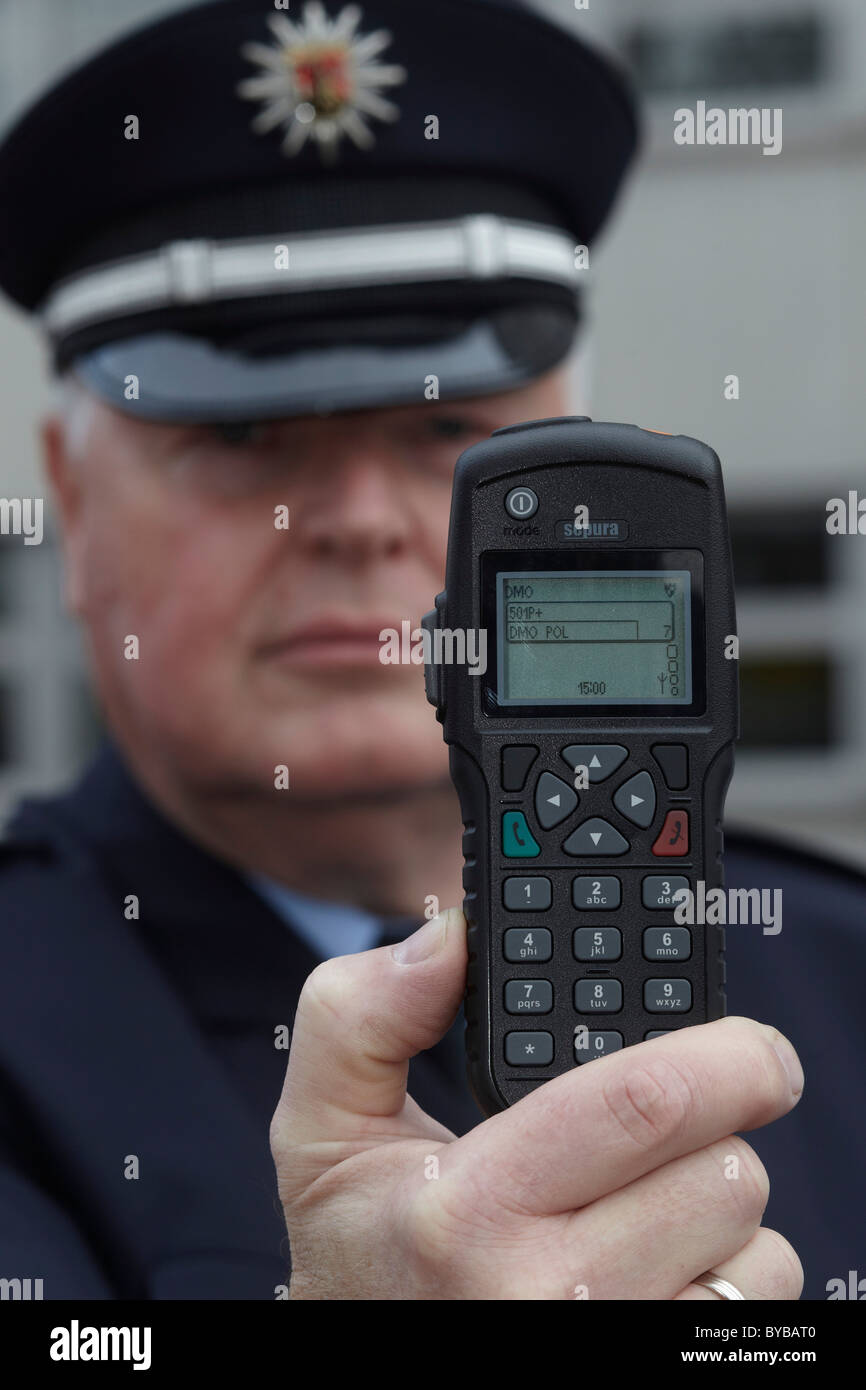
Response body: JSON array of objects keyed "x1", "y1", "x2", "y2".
[{"x1": 694, "y1": 1271, "x2": 746, "y2": 1301}]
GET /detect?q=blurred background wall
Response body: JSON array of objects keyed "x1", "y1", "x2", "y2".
[{"x1": 1, "y1": 0, "x2": 865, "y2": 862}]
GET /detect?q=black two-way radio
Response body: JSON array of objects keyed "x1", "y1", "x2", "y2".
[{"x1": 423, "y1": 418, "x2": 739, "y2": 1117}]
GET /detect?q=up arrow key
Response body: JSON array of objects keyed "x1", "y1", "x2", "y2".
[{"x1": 561, "y1": 745, "x2": 628, "y2": 783}]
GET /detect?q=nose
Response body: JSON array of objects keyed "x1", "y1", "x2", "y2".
[{"x1": 295, "y1": 439, "x2": 413, "y2": 564}]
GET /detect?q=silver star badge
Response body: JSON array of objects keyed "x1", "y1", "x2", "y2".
[{"x1": 238, "y1": 2, "x2": 407, "y2": 162}]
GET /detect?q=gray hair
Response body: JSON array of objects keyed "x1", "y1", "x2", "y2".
[{"x1": 52, "y1": 370, "x2": 98, "y2": 460}]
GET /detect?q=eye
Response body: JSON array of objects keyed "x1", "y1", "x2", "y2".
[
  {"x1": 207, "y1": 420, "x2": 275, "y2": 448},
  {"x1": 424, "y1": 416, "x2": 486, "y2": 441}
]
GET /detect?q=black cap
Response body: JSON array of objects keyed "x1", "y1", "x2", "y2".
[{"x1": 0, "y1": 0, "x2": 640, "y2": 421}]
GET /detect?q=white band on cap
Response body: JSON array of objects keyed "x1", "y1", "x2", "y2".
[{"x1": 40, "y1": 215, "x2": 583, "y2": 339}]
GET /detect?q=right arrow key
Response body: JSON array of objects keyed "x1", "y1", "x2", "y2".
[{"x1": 613, "y1": 770, "x2": 657, "y2": 829}]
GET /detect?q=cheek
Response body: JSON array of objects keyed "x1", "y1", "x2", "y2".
[
  {"x1": 79, "y1": 506, "x2": 260, "y2": 678},
  {"x1": 418, "y1": 494, "x2": 452, "y2": 580}
]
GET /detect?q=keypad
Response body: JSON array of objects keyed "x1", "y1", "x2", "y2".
[{"x1": 497, "y1": 740, "x2": 696, "y2": 1069}]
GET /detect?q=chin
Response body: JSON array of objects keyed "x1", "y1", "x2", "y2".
[
  {"x1": 230, "y1": 707, "x2": 448, "y2": 798},
  {"x1": 126, "y1": 684, "x2": 447, "y2": 794}
]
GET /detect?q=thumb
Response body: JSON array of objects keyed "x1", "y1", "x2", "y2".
[{"x1": 273, "y1": 907, "x2": 467, "y2": 1154}]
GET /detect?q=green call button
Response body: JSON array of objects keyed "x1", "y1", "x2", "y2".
[{"x1": 502, "y1": 811, "x2": 541, "y2": 858}]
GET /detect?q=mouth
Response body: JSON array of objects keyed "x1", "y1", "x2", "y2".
[{"x1": 258, "y1": 616, "x2": 402, "y2": 670}]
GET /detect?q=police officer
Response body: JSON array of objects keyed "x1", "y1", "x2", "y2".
[{"x1": 0, "y1": 0, "x2": 850, "y2": 1302}]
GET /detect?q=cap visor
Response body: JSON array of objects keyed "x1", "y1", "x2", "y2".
[{"x1": 71, "y1": 312, "x2": 575, "y2": 422}]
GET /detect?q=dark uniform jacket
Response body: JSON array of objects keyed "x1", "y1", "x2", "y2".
[{"x1": 1, "y1": 741, "x2": 863, "y2": 1299}]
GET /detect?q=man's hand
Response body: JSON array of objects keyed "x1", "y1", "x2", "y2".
[{"x1": 271, "y1": 908, "x2": 804, "y2": 1300}]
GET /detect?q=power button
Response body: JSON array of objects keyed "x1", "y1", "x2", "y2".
[{"x1": 504, "y1": 487, "x2": 538, "y2": 519}]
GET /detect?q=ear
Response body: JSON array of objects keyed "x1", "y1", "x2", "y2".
[{"x1": 42, "y1": 413, "x2": 88, "y2": 615}]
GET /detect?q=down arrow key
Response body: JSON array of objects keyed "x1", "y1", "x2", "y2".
[{"x1": 563, "y1": 818, "x2": 629, "y2": 856}]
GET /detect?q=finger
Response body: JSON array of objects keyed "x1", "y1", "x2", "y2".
[
  {"x1": 676, "y1": 1227, "x2": 804, "y2": 1301},
  {"x1": 566, "y1": 1134, "x2": 770, "y2": 1300},
  {"x1": 272, "y1": 907, "x2": 467, "y2": 1153},
  {"x1": 442, "y1": 1017, "x2": 803, "y2": 1218}
]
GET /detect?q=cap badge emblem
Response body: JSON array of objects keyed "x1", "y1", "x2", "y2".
[{"x1": 238, "y1": 2, "x2": 407, "y2": 161}]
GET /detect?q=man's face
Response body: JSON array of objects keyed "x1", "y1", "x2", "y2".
[{"x1": 47, "y1": 369, "x2": 570, "y2": 800}]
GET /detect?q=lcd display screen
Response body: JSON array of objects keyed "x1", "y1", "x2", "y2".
[{"x1": 496, "y1": 570, "x2": 692, "y2": 705}]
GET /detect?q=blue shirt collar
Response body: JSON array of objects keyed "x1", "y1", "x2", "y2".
[{"x1": 245, "y1": 873, "x2": 382, "y2": 961}]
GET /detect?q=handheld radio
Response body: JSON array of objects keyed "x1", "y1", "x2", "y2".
[{"x1": 423, "y1": 417, "x2": 738, "y2": 1117}]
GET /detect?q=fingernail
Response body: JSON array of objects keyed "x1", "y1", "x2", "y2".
[
  {"x1": 772, "y1": 1034, "x2": 804, "y2": 1098},
  {"x1": 391, "y1": 912, "x2": 449, "y2": 965}
]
